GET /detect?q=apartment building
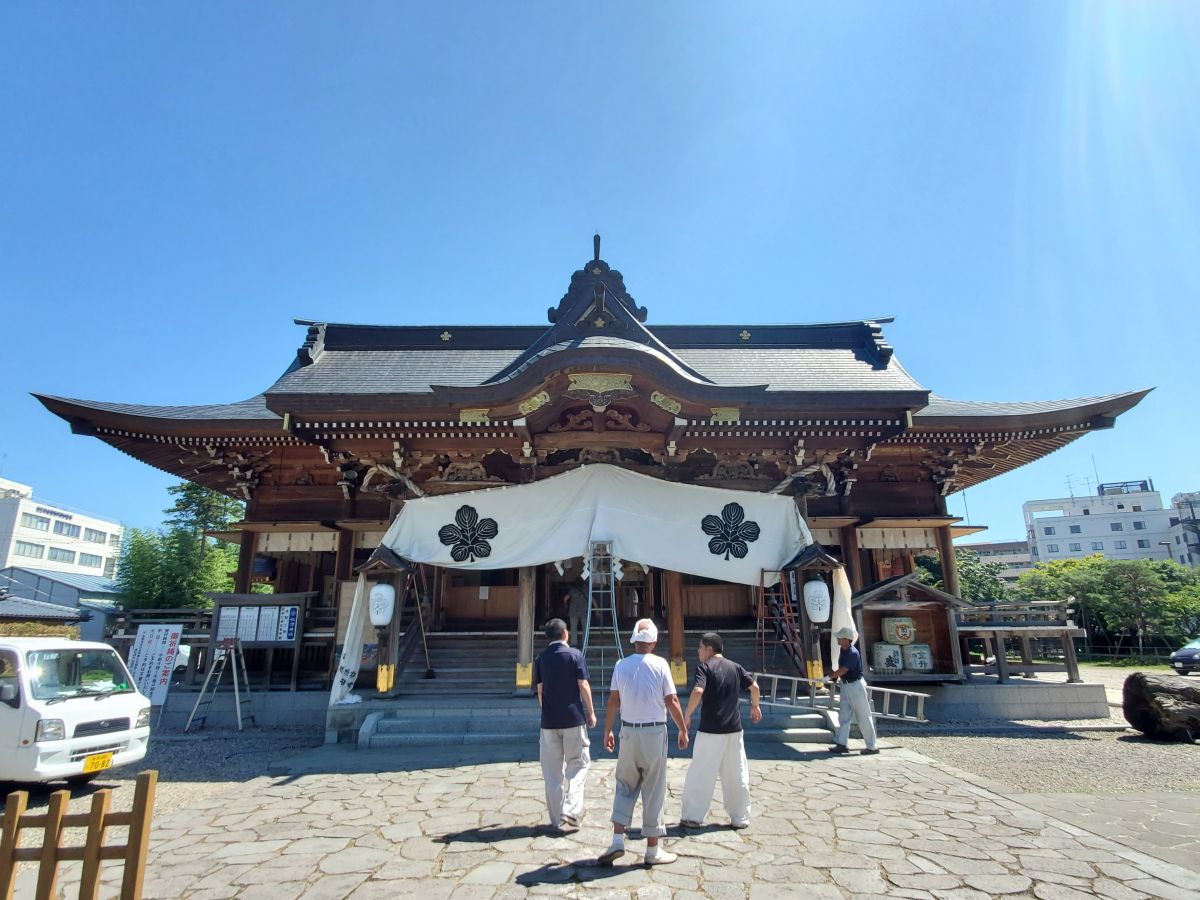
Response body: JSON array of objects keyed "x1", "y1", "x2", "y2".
[
  {"x1": 0, "y1": 477, "x2": 123, "y2": 579},
  {"x1": 1023, "y1": 479, "x2": 1177, "y2": 565},
  {"x1": 957, "y1": 539, "x2": 1033, "y2": 588}
]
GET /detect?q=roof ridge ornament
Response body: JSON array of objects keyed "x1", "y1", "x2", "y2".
[{"x1": 547, "y1": 234, "x2": 649, "y2": 326}]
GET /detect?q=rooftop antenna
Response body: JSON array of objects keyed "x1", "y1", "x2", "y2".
[
  {"x1": 593, "y1": 232, "x2": 601, "y2": 261},
  {"x1": 1065, "y1": 474, "x2": 1080, "y2": 498},
  {"x1": 1091, "y1": 455, "x2": 1101, "y2": 492}
]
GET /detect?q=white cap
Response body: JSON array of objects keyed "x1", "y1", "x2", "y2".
[
  {"x1": 630, "y1": 619, "x2": 659, "y2": 644},
  {"x1": 834, "y1": 627, "x2": 858, "y2": 641}
]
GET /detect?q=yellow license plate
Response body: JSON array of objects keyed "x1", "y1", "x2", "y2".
[{"x1": 82, "y1": 752, "x2": 113, "y2": 773}]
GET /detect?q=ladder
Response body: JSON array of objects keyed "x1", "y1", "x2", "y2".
[
  {"x1": 185, "y1": 638, "x2": 256, "y2": 732},
  {"x1": 757, "y1": 569, "x2": 809, "y2": 676},
  {"x1": 582, "y1": 541, "x2": 623, "y2": 687}
]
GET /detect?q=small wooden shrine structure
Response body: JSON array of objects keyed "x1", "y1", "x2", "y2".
[
  {"x1": 851, "y1": 573, "x2": 966, "y2": 684},
  {"x1": 36, "y1": 237, "x2": 1147, "y2": 690}
]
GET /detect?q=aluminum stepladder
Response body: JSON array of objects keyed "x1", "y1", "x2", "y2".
[
  {"x1": 581, "y1": 541, "x2": 623, "y2": 688},
  {"x1": 184, "y1": 637, "x2": 256, "y2": 732}
]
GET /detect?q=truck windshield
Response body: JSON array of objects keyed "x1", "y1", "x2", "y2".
[{"x1": 25, "y1": 648, "x2": 133, "y2": 702}]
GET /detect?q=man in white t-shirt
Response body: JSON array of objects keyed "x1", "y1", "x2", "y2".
[{"x1": 598, "y1": 619, "x2": 689, "y2": 867}]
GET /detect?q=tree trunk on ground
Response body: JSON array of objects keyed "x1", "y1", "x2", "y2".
[{"x1": 1122, "y1": 672, "x2": 1200, "y2": 743}]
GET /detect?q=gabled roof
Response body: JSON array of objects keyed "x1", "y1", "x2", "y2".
[
  {"x1": 851, "y1": 572, "x2": 968, "y2": 608},
  {"x1": 0, "y1": 596, "x2": 87, "y2": 621}
]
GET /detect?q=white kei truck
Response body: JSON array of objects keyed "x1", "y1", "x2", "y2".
[{"x1": 0, "y1": 638, "x2": 152, "y2": 784}]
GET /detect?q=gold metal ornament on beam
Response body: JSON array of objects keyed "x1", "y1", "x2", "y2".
[
  {"x1": 459, "y1": 408, "x2": 491, "y2": 424},
  {"x1": 650, "y1": 391, "x2": 682, "y2": 414},
  {"x1": 710, "y1": 407, "x2": 741, "y2": 424},
  {"x1": 518, "y1": 391, "x2": 551, "y2": 415}
]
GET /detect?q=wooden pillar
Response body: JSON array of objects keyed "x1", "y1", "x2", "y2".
[
  {"x1": 1062, "y1": 631, "x2": 1082, "y2": 683},
  {"x1": 334, "y1": 528, "x2": 355, "y2": 583},
  {"x1": 515, "y1": 565, "x2": 536, "y2": 690},
  {"x1": 936, "y1": 525, "x2": 961, "y2": 598},
  {"x1": 664, "y1": 569, "x2": 686, "y2": 685},
  {"x1": 840, "y1": 526, "x2": 864, "y2": 591},
  {"x1": 233, "y1": 530, "x2": 256, "y2": 594}
]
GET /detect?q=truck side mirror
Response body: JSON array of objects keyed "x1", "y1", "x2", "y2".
[{"x1": 0, "y1": 683, "x2": 17, "y2": 704}]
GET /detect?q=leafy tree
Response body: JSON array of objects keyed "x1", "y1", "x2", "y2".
[
  {"x1": 915, "y1": 549, "x2": 1010, "y2": 603},
  {"x1": 1095, "y1": 560, "x2": 1168, "y2": 656},
  {"x1": 115, "y1": 528, "x2": 165, "y2": 609},
  {"x1": 163, "y1": 482, "x2": 244, "y2": 568}
]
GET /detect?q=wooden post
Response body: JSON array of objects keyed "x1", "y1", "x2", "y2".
[
  {"x1": 1062, "y1": 632, "x2": 1082, "y2": 683},
  {"x1": 0, "y1": 790, "x2": 28, "y2": 900},
  {"x1": 233, "y1": 530, "x2": 256, "y2": 594},
  {"x1": 79, "y1": 789, "x2": 111, "y2": 900},
  {"x1": 35, "y1": 790, "x2": 67, "y2": 900},
  {"x1": 516, "y1": 565, "x2": 535, "y2": 689},
  {"x1": 334, "y1": 528, "x2": 355, "y2": 583},
  {"x1": 665, "y1": 570, "x2": 685, "y2": 684},
  {"x1": 120, "y1": 771, "x2": 157, "y2": 900},
  {"x1": 840, "y1": 526, "x2": 864, "y2": 591},
  {"x1": 936, "y1": 526, "x2": 961, "y2": 598},
  {"x1": 994, "y1": 633, "x2": 1010, "y2": 684},
  {"x1": 1019, "y1": 636, "x2": 1035, "y2": 677}
]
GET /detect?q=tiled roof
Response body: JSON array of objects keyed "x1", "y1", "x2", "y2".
[
  {"x1": 267, "y1": 350, "x2": 523, "y2": 395},
  {"x1": 34, "y1": 394, "x2": 279, "y2": 423},
  {"x1": 914, "y1": 391, "x2": 1150, "y2": 421},
  {"x1": 675, "y1": 349, "x2": 923, "y2": 392},
  {"x1": 0, "y1": 596, "x2": 86, "y2": 621}
]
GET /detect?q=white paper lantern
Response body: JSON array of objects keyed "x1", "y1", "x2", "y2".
[
  {"x1": 802, "y1": 578, "x2": 831, "y2": 623},
  {"x1": 369, "y1": 583, "x2": 396, "y2": 627}
]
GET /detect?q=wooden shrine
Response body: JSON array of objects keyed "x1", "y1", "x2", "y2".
[{"x1": 36, "y1": 237, "x2": 1148, "y2": 689}]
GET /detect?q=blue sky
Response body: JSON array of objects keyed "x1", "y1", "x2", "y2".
[{"x1": 1, "y1": 3, "x2": 1196, "y2": 542}]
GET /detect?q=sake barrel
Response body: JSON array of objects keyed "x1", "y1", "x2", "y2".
[
  {"x1": 872, "y1": 642, "x2": 903, "y2": 675},
  {"x1": 882, "y1": 616, "x2": 917, "y2": 645},
  {"x1": 902, "y1": 643, "x2": 933, "y2": 672}
]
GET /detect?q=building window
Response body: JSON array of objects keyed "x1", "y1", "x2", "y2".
[
  {"x1": 1133, "y1": 521, "x2": 1145, "y2": 530},
  {"x1": 47, "y1": 547, "x2": 76, "y2": 563},
  {"x1": 1177, "y1": 536, "x2": 1183, "y2": 545},
  {"x1": 79, "y1": 552, "x2": 102, "y2": 568},
  {"x1": 103, "y1": 558, "x2": 116, "y2": 578},
  {"x1": 1082, "y1": 509, "x2": 1090, "y2": 515},
  {"x1": 1069, "y1": 525, "x2": 1082, "y2": 534},
  {"x1": 1047, "y1": 544, "x2": 1059, "y2": 553},
  {"x1": 1182, "y1": 556, "x2": 1188, "y2": 564},
  {"x1": 84, "y1": 528, "x2": 107, "y2": 543},
  {"x1": 1111, "y1": 523, "x2": 1123, "y2": 532},
  {"x1": 20, "y1": 512, "x2": 51, "y2": 531},
  {"x1": 1137, "y1": 539, "x2": 1150, "y2": 549},
  {"x1": 1044, "y1": 527, "x2": 1056, "y2": 536},
  {"x1": 1118, "y1": 503, "x2": 1125, "y2": 509},
  {"x1": 14, "y1": 541, "x2": 45, "y2": 559},
  {"x1": 1133, "y1": 505, "x2": 1142, "y2": 512},
  {"x1": 1069, "y1": 543, "x2": 1082, "y2": 551},
  {"x1": 1114, "y1": 540, "x2": 1127, "y2": 549},
  {"x1": 108, "y1": 533, "x2": 121, "y2": 549},
  {"x1": 53, "y1": 521, "x2": 81, "y2": 538},
  {"x1": 1092, "y1": 542, "x2": 1104, "y2": 550}
]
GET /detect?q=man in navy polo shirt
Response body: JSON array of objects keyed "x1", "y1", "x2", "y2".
[
  {"x1": 830, "y1": 626, "x2": 879, "y2": 755},
  {"x1": 534, "y1": 618, "x2": 597, "y2": 830}
]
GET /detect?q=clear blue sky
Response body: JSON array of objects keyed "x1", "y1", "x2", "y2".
[{"x1": 1, "y1": 3, "x2": 1196, "y2": 541}]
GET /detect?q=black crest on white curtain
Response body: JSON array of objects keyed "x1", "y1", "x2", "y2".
[
  {"x1": 701, "y1": 502, "x2": 761, "y2": 560},
  {"x1": 438, "y1": 505, "x2": 499, "y2": 562}
]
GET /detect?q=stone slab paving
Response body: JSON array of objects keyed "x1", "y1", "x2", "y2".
[{"x1": 18, "y1": 743, "x2": 1200, "y2": 899}]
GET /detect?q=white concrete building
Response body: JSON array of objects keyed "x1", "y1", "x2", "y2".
[
  {"x1": 957, "y1": 539, "x2": 1033, "y2": 588},
  {"x1": 1023, "y1": 479, "x2": 1177, "y2": 565},
  {"x1": 1167, "y1": 491, "x2": 1200, "y2": 568},
  {"x1": 0, "y1": 477, "x2": 124, "y2": 580}
]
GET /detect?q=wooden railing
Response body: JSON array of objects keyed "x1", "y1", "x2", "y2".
[
  {"x1": 0, "y1": 771, "x2": 157, "y2": 900},
  {"x1": 956, "y1": 600, "x2": 1075, "y2": 629}
]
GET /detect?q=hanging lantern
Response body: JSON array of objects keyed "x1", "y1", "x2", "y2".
[
  {"x1": 369, "y1": 583, "x2": 396, "y2": 627},
  {"x1": 802, "y1": 577, "x2": 831, "y2": 623}
]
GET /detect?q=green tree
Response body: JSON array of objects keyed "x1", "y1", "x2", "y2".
[
  {"x1": 115, "y1": 528, "x2": 165, "y2": 609},
  {"x1": 163, "y1": 482, "x2": 244, "y2": 568},
  {"x1": 1095, "y1": 560, "x2": 1169, "y2": 657},
  {"x1": 915, "y1": 549, "x2": 1010, "y2": 603}
]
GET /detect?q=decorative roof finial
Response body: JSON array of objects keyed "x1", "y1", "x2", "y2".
[{"x1": 593, "y1": 233, "x2": 601, "y2": 261}]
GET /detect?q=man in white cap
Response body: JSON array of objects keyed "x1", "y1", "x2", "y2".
[
  {"x1": 598, "y1": 618, "x2": 689, "y2": 867},
  {"x1": 830, "y1": 626, "x2": 879, "y2": 755}
]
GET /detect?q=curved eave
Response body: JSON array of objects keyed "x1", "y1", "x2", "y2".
[
  {"x1": 34, "y1": 393, "x2": 284, "y2": 436},
  {"x1": 911, "y1": 389, "x2": 1152, "y2": 431}
]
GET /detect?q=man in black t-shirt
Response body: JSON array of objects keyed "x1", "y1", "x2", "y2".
[
  {"x1": 534, "y1": 618, "x2": 597, "y2": 831},
  {"x1": 680, "y1": 632, "x2": 762, "y2": 829}
]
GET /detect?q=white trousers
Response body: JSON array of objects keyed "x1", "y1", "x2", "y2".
[
  {"x1": 610, "y1": 724, "x2": 669, "y2": 837},
  {"x1": 835, "y1": 678, "x2": 878, "y2": 750},
  {"x1": 680, "y1": 730, "x2": 752, "y2": 826},
  {"x1": 539, "y1": 725, "x2": 591, "y2": 826}
]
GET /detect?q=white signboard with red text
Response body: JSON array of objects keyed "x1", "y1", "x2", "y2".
[{"x1": 127, "y1": 624, "x2": 183, "y2": 706}]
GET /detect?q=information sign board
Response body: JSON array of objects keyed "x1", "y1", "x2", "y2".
[{"x1": 126, "y1": 624, "x2": 183, "y2": 706}]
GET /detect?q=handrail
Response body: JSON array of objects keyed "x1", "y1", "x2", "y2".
[{"x1": 752, "y1": 671, "x2": 931, "y2": 723}]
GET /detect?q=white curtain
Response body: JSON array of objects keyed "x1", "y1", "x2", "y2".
[
  {"x1": 829, "y1": 566, "x2": 855, "y2": 677},
  {"x1": 377, "y1": 464, "x2": 812, "y2": 588}
]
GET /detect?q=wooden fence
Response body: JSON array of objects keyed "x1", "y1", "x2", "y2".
[{"x1": 0, "y1": 770, "x2": 157, "y2": 900}]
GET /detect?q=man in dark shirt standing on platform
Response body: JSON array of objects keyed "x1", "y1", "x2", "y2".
[
  {"x1": 680, "y1": 632, "x2": 762, "y2": 829},
  {"x1": 830, "y1": 626, "x2": 879, "y2": 755},
  {"x1": 534, "y1": 618, "x2": 597, "y2": 831}
]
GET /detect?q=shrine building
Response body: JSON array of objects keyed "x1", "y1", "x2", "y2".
[{"x1": 36, "y1": 239, "x2": 1148, "y2": 696}]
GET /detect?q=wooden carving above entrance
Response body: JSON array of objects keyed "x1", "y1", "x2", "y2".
[{"x1": 547, "y1": 404, "x2": 652, "y2": 434}]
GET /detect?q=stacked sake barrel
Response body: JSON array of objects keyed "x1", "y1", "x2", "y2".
[{"x1": 874, "y1": 617, "x2": 933, "y2": 675}]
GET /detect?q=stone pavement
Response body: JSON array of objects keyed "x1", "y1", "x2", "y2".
[{"x1": 24, "y1": 742, "x2": 1200, "y2": 899}]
